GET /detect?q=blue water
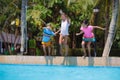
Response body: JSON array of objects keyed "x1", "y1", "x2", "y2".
[{"x1": 0, "y1": 64, "x2": 120, "y2": 80}]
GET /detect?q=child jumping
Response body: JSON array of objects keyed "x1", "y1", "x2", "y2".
[
  {"x1": 42, "y1": 23, "x2": 60, "y2": 56},
  {"x1": 76, "y1": 20, "x2": 105, "y2": 58},
  {"x1": 59, "y1": 12, "x2": 70, "y2": 56}
]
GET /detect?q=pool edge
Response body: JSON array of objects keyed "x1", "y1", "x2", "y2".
[{"x1": 0, "y1": 55, "x2": 120, "y2": 66}]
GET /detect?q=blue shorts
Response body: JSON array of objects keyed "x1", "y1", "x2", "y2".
[{"x1": 83, "y1": 37, "x2": 96, "y2": 42}]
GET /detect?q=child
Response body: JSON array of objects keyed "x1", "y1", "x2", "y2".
[
  {"x1": 59, "y1": 12, "x2": 70, "y2": 56},
  {"x1": 76, "y1": 20, "x2": 105, "y2": 58},
  {"x1": 42, "y1": 23, "x2": 59, "y2": 56}
]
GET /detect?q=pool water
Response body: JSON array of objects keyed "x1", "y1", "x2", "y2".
[{"x1": 0, "y1": 64, "x2": 120, "y2": 80}]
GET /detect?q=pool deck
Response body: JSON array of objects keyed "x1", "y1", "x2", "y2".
[{"x1": 0, "y1": 55, "x2": 120, "y2": 66}]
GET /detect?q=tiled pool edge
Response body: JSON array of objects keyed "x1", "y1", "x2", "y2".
[{"x1": 0, "y1": 56, "x2": 120, "y2": 66}]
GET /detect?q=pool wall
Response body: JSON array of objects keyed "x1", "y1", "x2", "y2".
[{"x1": 0, "y1": 56, "x2": 120, "y2": 66}]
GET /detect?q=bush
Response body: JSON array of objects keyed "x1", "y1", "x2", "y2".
[
  {"x1": 70, "y1": 48, "x2": 120, "y2": 57},
  {"x1": 110, "y1": 49, "x2": 120, "y2": 57}
]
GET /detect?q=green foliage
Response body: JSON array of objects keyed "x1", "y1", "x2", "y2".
[
  {"x1": 28, "y1": 39, "x2": 36, "y2": 48},
  {"x1": 27, "y1": 0, "x2": 95, "y2": 34},
  {"x1": 0, "y1": 0, "x2": 21, "y2": 29},
  {"x1": 1, "y1": 0, "x2": 120, "y2": 55},
  {"x1": 0, "y1": 15, "x2": 6, "y2": 25},
  {"x1": 27, "y1": 0, "x2": 56, "y2": 36},
  {"x1": 66, "y1": 0, "x2": 94, "y2": 33},
  {"x1": 113, "y1": 23, "x2": 120, "y2": 48}
]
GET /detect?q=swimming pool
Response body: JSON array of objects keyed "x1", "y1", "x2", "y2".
[{"x1": 0, "y1": 64, "x2": 120, "y2": 80}]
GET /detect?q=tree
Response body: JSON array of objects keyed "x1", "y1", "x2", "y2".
[
  {"x1": 102, "y1": 0, "x2": 119, "y2": 57},
  {"x1": 0, "y1": 0, "x2": 21, "y2": 54},
  {"x1": 20, "y1": 0, "x2": 27, "y2": 53}
]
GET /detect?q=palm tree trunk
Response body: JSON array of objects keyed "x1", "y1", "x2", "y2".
[
  {"x1": 104, "y1": 0, "x2": 110, "y2": 42},
  {"x1": 20, "y1": 0, "x2": 27, "y2": 54},
  {"x1": 102, "y1": 0, "x2": 119, "y2": 57}
]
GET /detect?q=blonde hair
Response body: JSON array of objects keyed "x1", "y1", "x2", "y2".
[{"x1": 46, "y1": 23, "x2": 51, "y2": 27}]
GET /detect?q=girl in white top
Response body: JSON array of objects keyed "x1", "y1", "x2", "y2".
[
  {"x1": 60, "y1": 19, "x2": 70, "y2": 36},
  {"x1": 59, "y1": 12, "x2": 70, "y2": 56}
]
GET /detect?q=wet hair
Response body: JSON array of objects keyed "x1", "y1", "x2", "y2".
[
  {"x1": 82, "y1": 19, "x2": 89, "y2": 25},
  {"x1": 61, "y1": 12, "x2": 67, "y2": 18}
]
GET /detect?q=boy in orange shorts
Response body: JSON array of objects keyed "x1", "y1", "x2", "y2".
[{"x1": 42, "y1": 23, "x2": 60, "y2": 56}]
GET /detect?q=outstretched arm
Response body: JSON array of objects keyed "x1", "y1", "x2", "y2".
[
  {"x1": 76, "y1": 31, "x2": 84, "y2": 36},
  {"x1": 93, "y1": 26, "x2": 106, "y2": 30},
  {"x1": 55, "y1": 29, "x2": 61, "y2": 35}
]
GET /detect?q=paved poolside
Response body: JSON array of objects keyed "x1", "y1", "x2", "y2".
[{"x1": 0, "y1": 56, "x2": 120, "y2": 66}]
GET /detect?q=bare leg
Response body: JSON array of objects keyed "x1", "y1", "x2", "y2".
[
  {"x1": 42, "y1": 45, "x2": 47, "y2": 56},
  {"x1": 64, "y1": 36, "x2": 68, "y2": 56},
  {"x1": 87, "y1": 42, "x2": 91, "y2": 57},
  {"x1": 81, "y1": 41, "x2": 87, "y2": 57},
  {"x1": 59, "y1": 34, "x2": 63, "y2": 56},
  {"x1": 48, "y1": 46, "x2": 51, "y2": 56}
]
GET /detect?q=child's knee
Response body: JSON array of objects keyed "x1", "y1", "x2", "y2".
[
  {"x1": 87, "y1": 43, "x2": 91, "y2": 47},
  {"x1": 81, "y1": 42, "x2": 85, "y2": 46}
]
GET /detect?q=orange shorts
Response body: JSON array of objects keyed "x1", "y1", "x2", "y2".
[{"x1": 42, "y1": 41, "x2": 51, "y2": 47}]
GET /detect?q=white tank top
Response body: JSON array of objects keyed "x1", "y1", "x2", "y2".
[{"x1": 60, "y1": 20, "x2": 70, "y2": 36}]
